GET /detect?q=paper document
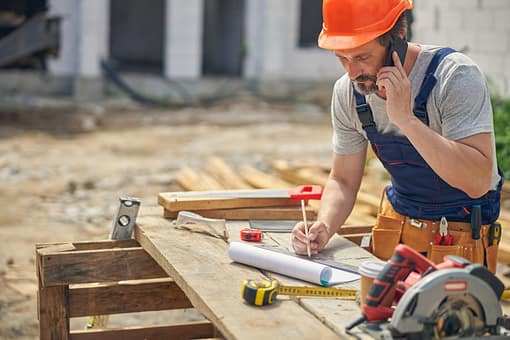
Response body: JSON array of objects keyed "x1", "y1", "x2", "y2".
[{"x1": 228, "y1": 241, "x2": 360, "y2": 286}]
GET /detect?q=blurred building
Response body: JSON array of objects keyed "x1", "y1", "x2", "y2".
[{"x1": 0, "y1": 0, "x2": 509, "y2": 101}]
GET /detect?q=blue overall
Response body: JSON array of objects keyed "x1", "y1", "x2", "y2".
[{"x1": 353, "y1": 48, "x2": 502, "y2": 225}]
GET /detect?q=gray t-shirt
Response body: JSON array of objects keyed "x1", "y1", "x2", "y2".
[{"x1": 331, "y1": 44, "x2": 501, "y2": 190}]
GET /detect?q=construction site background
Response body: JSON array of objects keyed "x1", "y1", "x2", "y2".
[{"x1": 2, "y1": 1, "x2": 510, "y2": 339}]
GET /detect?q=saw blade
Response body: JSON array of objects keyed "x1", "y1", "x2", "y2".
[{"x1": 430, "y1": 295, "x2": 486, "y2": 337}]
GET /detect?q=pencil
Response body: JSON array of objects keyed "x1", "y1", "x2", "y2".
[{"x1": 301, "y1": 199, "x2": 311, "y2": 257}]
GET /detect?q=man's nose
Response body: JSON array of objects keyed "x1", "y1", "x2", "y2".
[{"x1": 346, "y1": 63, "x2": 362, "y2": 80}]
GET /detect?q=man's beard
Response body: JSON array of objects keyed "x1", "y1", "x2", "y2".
[{"x1": 352, "y1": 74, "x2": 378, "y2": 95}]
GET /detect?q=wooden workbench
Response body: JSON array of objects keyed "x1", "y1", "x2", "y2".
[
  {"x1": 134, "y1": 209, "x2": 375, "y2": 339},
  {"x1": 36, "y1": 207, "x2": 375, "y2": 339}
]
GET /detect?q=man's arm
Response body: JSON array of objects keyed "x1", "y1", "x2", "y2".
[
  {"x1": 378, "y1": 51, "x2": 494, "y2": 198},
  {"x1": 292, "y1": 148, "x2": 366, "y2": 255},
  {"x1": 399, "y1": 121, "x2": 492, "y2": 198}
]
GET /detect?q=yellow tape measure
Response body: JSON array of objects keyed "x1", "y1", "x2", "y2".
[{"x1": 241, "y1": 278, "x2": 358, "y2": 306}]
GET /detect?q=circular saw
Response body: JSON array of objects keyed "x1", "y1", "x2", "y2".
[{"x1": 347, "y1": 244, "x2": 510, "y2": 339}]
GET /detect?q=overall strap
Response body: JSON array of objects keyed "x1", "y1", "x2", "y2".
[
  {"x1": 413, "y1": 47, "x2": 456, "y2": 125},
  {"x1": 352, "y1": 84, "x2": 375, "y2": 128}
]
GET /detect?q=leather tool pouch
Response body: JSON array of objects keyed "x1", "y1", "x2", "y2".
[
  {"x1": 370, "y1": 190, "x2": 499, "y2": 272},
  {"x1": 371, "y1": 191, "x2": 404, "y2": 261},
  {"x1": 482, "y1": 224, "x2": 499, "y2": 273},
  {"x1": 426, "y1": 225, "x2": 491, "y2": 271}
]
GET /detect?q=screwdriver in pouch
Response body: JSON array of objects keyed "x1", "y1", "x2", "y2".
[{"x1": 471, "y1": 204, "x2": 481, "y2": 248}]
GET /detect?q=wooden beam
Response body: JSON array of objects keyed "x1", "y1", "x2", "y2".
[
  {"x1": 37, "y1": 246, "x2": 69, "y2": 340},
  {"x1": 206, "y1": 156, "x2": 251, "y2": 189},
  {"x1": 134, "y1": 218, "x2": 341, "y2": 339},
  {"x1": 69, "y1": 278, "x2": 192, "y2": 317},
  {"x1": 69, "y1": 321, "x2": 218, "y2": 340},
  {"x1": 238, "y1": 164, "x2": 294, "y2": 189},
  {"x1": 158, "y1": 193, "x2": 300, "y2": 212},
  {"x1": 175, "y1": 167, "x2": 224, "y2": 191},
  {"x1": 337, "y1": 225, "x2": 373, "y2": 235},
  {"x1": 39, "y1": 247, "x2": 167, "y2": 286},
  {"x1": 271, "y1": 160, "x2": 328, "y2": 185},
  {"x1": 37, "y1": 239, "x2": 140, "y2": 252},
  {"x1": 38, "y1": 274, "x2": 69, "y2": 340},
  {"x1": 163, "y1": 206, "x2": 317, "y2": 220}
]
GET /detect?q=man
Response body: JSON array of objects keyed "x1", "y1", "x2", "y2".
[{"x1": 291, "y1": 0, "x2": 502, "y2": 272}]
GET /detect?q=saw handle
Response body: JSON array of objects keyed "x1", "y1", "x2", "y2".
[
  {"x1": 363, "y1": 244, "x2": 436, "y2": 321},
  {"x1": 288, "y1": 185, "x2": 323, "y2": 200}
]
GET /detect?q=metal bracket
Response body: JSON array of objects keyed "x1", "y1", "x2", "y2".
[
  {"x1": 407, "y1": 218, "x2": 427, "y2": 229},
  {"x1": 109, "y1": 197, "x2": 141, "y2": 240}
]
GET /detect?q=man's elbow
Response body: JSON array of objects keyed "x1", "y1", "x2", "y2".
[{"x1": 464, "y1": 175, "x2": 492, "y2": 199}]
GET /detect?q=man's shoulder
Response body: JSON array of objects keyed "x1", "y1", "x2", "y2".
[
  {"x1": 333, "y1": 73, "x2": 352, "y2": 94},
  {"x1": 417, "y1": 44, "x2": 480, "y2": 73}
]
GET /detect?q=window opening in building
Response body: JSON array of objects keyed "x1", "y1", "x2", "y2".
[
  {"x1": 109, "y1": 0, "x2": 164, "y2": 74},
  {"x1": 202, "y1": 0, "x2": 245, "y2": 76},
  {"x1": 298, "y1": 0, "x2": 322, "y2": 48}
]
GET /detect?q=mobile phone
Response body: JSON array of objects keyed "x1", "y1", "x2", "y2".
[{"x1": 385, "y1": 38, "x2": 408, "y2": 67}]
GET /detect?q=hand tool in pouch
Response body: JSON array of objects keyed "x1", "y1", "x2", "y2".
[
  {"x1": 471, "y1": 204, "x2": 482, "y2": 248},
  {"x1": 434, "y1": 216, "x2": 453, "y2": 245},
  {"x1": 488, "y1": 222, "x2": 502, "y2": 246},
  {"x1": 241, "y1": 278, "x2": 357, "y2": 306}
]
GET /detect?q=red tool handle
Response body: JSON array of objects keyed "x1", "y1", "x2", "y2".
[
  {"x1": 288, "y1": 185, "x2": 323, "y2": 200},
  {"x1": 363, "y1": 244, "x2": 436, "y2": 321}
]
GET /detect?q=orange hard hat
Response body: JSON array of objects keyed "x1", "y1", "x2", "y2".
[{"x1": 318, "y1": 0, "x2": 413, "y2": 50}]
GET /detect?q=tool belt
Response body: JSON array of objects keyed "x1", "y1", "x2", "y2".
[{"x1": 371, "y1": 190, "x2": 499, "y2": 273}]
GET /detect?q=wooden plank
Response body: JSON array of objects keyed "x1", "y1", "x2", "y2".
[
  {"x1": 158, "y1": 193, "x2": 300, "y2": 212},
  {"x1": 271, "y1": 160, "x2": 327, "y2": 185},
  {"x1": 70, "y1": 321, "x2": 217, "y2": 340},
  {"x1": 342, "y1": 234, "x2": 369, "y2": 246},
  {"x1": 37, "y1": 246, "x2": 69, "y2": 340},
  {"x1": 270, "y1": 160, "x2": 307, "y2": 185},
  {"x1": 68, "y1": 278, "x2": 192, "y2": 317},
  {"x1": 206, "y1": 156, "x2": 252, "y2": 189},
  {"x1": 37, "y1": 239, "x2": 140, "y2": 252},
  {"x1": 175, "y1": 167, "x2": 224, "y2": 191},
  {"x1": 39, "y1": 247, "x2": 167, "y2": 286},
  {"x1": 38, "y1": 285, "x2": 69, "y2": 340},
  {"x1": 134, "y1": 216, "x2": 341, "y2": 340},
  {"x1": 266, "y1": 232, "x2": 374, "y2": 338},
  {"x1": 163, "y1": 206, "x2": 317, "y2": 220},
  {"x1": 272, "y1": 160, "x2": 381, "y2": 217},
  {"x1": 238, "y1": 164, "x2": 294, "y2": 188},
  {"x1": 337, "y1": 225, "x2": 373, "y2": 235}
]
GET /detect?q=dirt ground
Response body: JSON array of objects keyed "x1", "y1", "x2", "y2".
[
  {"x1": 0, "y1": 95, "x2": 335, "y2": 339},
  {"x1": 2, "y1": 95, "x2": 509, "y2": 339}
]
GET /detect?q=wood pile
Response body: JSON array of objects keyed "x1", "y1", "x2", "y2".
[{"x1": 165, "y1": 156, "x2": 510, "y2": 266}]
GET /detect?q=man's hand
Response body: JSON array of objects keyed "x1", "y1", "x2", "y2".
[
  {"x1": 291, "y1": 221, "x2": 330, "y2": 255},
  {"x1": 377, "y1": 51, "x2": 414, "y2": 129}
]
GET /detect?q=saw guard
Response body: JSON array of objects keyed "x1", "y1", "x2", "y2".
[{"x1": 390, "y1": 264, "x2": 502, "y2": 336}]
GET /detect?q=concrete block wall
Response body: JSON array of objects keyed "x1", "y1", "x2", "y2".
[
  {"x1": 244, "y1": 0, "x2": 341, "y2": 81},
  {"x1": 164, "y1": 0, "x2": 203, "y2": 79},
  {"x1": 413, "y1": 0, "x2": 510, "y2": 97},
  {"x1": 48, "y1": 0, "x2": 109, "y2": 78},
  {"x1": 13, "y1": 0, "x2": 510, "y2": 100}
]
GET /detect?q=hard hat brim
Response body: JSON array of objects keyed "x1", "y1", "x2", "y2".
[{"x1": 318, "y1": 30, "x2": 381, "y2": 50}]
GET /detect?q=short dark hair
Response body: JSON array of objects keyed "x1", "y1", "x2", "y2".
[{"x1": 376, "y1": 12, "x2": 408, "y2": 47}]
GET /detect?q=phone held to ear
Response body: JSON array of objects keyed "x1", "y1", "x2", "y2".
[{"x1": 385, "y1": 38, "x2": 408, "y2": 67}]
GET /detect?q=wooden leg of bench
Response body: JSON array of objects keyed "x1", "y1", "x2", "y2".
[{"x1": 39, "y1": 284, "x2": 69, "y2": 339}]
